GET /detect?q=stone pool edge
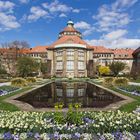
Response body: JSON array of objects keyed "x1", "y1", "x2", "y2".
[{"x1": 4, "y1": 80, "x2": 135, "y2": 112}]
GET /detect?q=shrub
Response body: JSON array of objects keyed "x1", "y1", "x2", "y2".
[
  {"x1": 113, "y1": 77, "x2": 129, "y2": 87},
  {"x1": 11, "y1": 78, "x2": 27, "y2": 87},
  {"x1": 103, "y1": 77, "x2": 114, "y2": 86},
  {"x1": 26, "y1": 77, "x2": 36, "y2": 83},
  {"x1": 0, "y1": 79, "x2": 9, "y2": 83},
  {"x1": 98, "y1": 66, "x2": 110, "y2": 76}
]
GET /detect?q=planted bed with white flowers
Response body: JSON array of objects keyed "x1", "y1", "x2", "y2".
[
  {"x1": 0, "y1": 86, "x2": 20, "y2": 96},
  {"x1": 0, "y1": 110, "x2": 139, "y2": 140}
]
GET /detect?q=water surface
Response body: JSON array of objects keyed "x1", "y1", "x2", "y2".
[{"x1": 16, "y1": 82, "x2": 123, "y2": 108}]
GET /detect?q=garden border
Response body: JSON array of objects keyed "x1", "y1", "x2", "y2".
[{"x1": 4, "y1": 80, "x2": 134, "y2": 112}]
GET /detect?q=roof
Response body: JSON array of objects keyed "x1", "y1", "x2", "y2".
[
  {"x1": 62, "y1": 26, "x2": 78, "y2": 32},
  {"x1": 112, "y1": 48, "x2": 134, "y2": 59},
  {"x1": 132, "y1": 47, "x2": 140, "y2": 56},
  {"x1": 49, "y1": 35, "x2": 92, "y2": 49},
  {"x1": 92, "y1": 46, "x2": 113, "y2": 53},
  {"x1": 29, "y1": 46, "x2": 48, "y2": 53}
]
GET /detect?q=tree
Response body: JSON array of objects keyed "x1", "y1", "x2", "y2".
[
  {"x1": 0, "y1": 64, "x2": 7, "y2": 74},
  {"x1": 0, "y1": 41, "x2": 30, "y2": 75},
  {"x1": 109, "y1": 61, "x2": 126, "y2": 76},
  {"x1": 98, "y1": 66, "x2": 110, "y2": 76},
  {"x1": 40, "y1": 62, "x2": 47, "y2": 74},
  {"x1": 17, "y1": 57, "x2": 39, "y2": 77}
]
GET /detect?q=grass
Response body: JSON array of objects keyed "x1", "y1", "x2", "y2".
[
  {"x1": 90, "y1": 79, "x2": 140, "y2": 112},
  {"x1": 130, "y1": 79, "x2": 140, "y2": 83},
  {"x1": 110, "y1": 87, "x2": 140, "y2": 112},
  {"x1": 0, "y1": 87, "x2": 33, "y2": 111},
  {"x1": 0, "y1": 79, "x2": 52, "y2": 111}
]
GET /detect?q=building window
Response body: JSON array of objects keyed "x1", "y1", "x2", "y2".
[
  {"x1": 56, "y1": 61, "x2": 63, "y2": 70},
  {"x1": 56, "y1": 51, "x2": 63, "y2": 56},
  {"x1": 78, "y1": 89, "x2": 84, "y2": 96},
  {"x1": 67, "y1": 50, "x2": 74, "y2": 56},
  {"x1": 67, "y1": 61, "x2": 74, "y2": 70},
  {"x1": 66, "y1": 89, "x2": 74, "y2": 97},
  {"x1": 78, "y1": 61, "x2": 85, "y2": 70},
  {"x1": 78, "y1": 51, "x2": 84, "y2": 56}
]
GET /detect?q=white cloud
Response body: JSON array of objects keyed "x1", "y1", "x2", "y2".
[
  {"x1": 74, "y1": 21, "x2": 91, "y2": 30},
  {"x1": 102, "y1": 29, "x2": 127, "y2": 40},
  {"x1": 19, "y1": 0, "x2": 29, "y2": 4},
  {"x1": 0, "y1": 1, "x2": 20, "y2": 31},
  {"x1": 42, "y1": 0, "x2": 80, "y2": 14},
  {"x1": 59, "y1": 13, "x2": 67, "y2": 18},
  {"x1": 42, "y1": 0, "x2": 72, "y2": 13},
  {"x1": 72, "y1": 9, "x2": 80, "y2": 13},
  {"x1": 0, "y1": 1, "x2": 15, "y2": 13},
  {"x1": 84, "y1": 0, "x2": 139, "y2": 49},
  {"x1": 112, "y1": 0, "x2": 138, "y2": 10},
  {"x1": 93, "y1": 0, "x2": 138, "y2": 32},
  {"x1": 28, "y1": 6, "x2": 48, "y2": 21},
  {"x1": 74, "y1": 21, "x2": 95, "y2": 36},
  {"x1": 85, "y1": 38, "x2": 140, "y2": 49}
]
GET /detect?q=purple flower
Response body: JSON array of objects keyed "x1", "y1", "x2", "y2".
[
  {"x1": 27, "y1": 132, "x2": 33, "y2": 138},
  {"x1": 72, "y1": 132, "x2": 81, "y2": 139},
  {"x1": 34, "y1": 133, "x2": 40, "y2": 140},
  {"x1": 13, "y1": 134, "x2": 19, "y2": 140},
  {"x1": 133, "y1": 132, "x2": 140, "y2": 140},
  {"x1": 83, "y1": 117, "x2": 94, "y2": 124},
  {"x1": 54, "y1": 132, "x2": 59, "y2": 140},
  {"x1": 113, "y1": 131, "x2": 123, "y2": 140},
  {"x1": 3, "y1": 132, "x2": 13, "y2": 140}
]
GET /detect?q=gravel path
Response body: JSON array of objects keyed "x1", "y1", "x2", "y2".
[
  {"x1": 129, "y1": 82, "x2": 140, "y2": 86},
  {"x1": 0, "y1": 82, "x2": 11, "y2": 87}
]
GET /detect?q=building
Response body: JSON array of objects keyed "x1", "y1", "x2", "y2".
[
  {"x1": 131, "y1": 47, "x2": 140, "y2": 77},
  {"x1": 46, "y1": 20, "x2": 94, "y2": 78},
  {"x1": 0, "y1": 20, "x2": 135, "y2": 77}
]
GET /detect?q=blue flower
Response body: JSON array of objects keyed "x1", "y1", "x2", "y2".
[
  {"x1": 72, "y1": 132, "x2": 81, "y2": 139},
  {"x1": 13, "y1": 134, "x2": 19, "y2": 140},
  {"x1": 54, "y1": 132, "x2": 59, "y2": 140},
  {"x1": 113, "y1": 131, "x2": 123, "y2": 140},
  {"x1": 83, "y1": 117, "x2": 94, "y2": 124},
  {"x1": 27, "y1": 132, "x2": 33, "y2": 138},
  {"x1": 34, "y1": 133, "x2": 40, "y2": 139},
  {"x1": 3, "y1": 132, "x2": 12, "y2": 140}
]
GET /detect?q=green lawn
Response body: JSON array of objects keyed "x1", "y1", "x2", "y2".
[
  {"x1": 110, "y1": 87, "x2": 140, "y2": 112},
  {"x1": 0, "y1": 78, "x2": 139, "y2": 112},
  {"x1": 131, "y1": 79, "x2": 140, "y2": 83},
  {"x1": 0, "y1": 87, "x2": 32, "y2": 111},
  {"x1": 91, "y1": 79, "x2": 140, "y2": 112}
]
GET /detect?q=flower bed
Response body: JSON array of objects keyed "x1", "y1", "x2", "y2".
[
  {"x1": 0, "y1": 131, "x2": 139, "y2": 140},
  {"x1": 0, "y1": 110, "x2": 139, "y2": 139},
  {"x1": 0, "y1": 86, "x2": 19, "y2": 96},
  {"x1": 118, "y1": 85, "x2": 140, "y2": 96},
  {"x1": 134, "y1": 106, "x2": 140, "y2": 115}
]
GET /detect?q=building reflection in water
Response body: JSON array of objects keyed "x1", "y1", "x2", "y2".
[{"x1": 16, "y1": 82, "x2": 123, "y2": 108}]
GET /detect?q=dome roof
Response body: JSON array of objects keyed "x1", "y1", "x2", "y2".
[
  {"x1": 67, "y1": 20, "x2": 74, "y2": 26},
  {"x1": 59, "y1": 20, "x2": 82, "y2": 38}
]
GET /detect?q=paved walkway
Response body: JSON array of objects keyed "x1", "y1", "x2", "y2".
[
  {"x1": 0, "y1": 82, "x2": 11, "y2": 87},
  {"x1": 129, "y1": 82, "x2": 140, "y2": 86}
]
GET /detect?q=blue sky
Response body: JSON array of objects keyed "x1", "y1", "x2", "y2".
[{"x1": 0, "y1": 0, "x2": 140, "y2": 48}]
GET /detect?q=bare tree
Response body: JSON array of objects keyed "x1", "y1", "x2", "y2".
[{"x1": 0, "y1": 41, "x2": 30, "y2": 76}]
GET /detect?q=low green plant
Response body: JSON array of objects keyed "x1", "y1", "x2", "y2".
[
  {"x1": 113, "y1": 77, "x2": 129, "y2": 87},
  {"x1": 66, "y1": 103, "x2": 83, "y2": 125},
  {"x1": 26, "y1": 77, "x2": 36, "y2": 83},
  {"x1": 11, "y1": 78, "x2": 27, "y2": 87},
  {"x1": 54, "y1": 102, "x2": 65, "y2": 124},
  {"x1": 103, "y1": 77, "x2": 114, "y2": 86}
]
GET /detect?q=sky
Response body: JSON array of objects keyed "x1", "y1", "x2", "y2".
[{"x1": 0, "y1": 0, "x2": 140, "y2": 49}]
